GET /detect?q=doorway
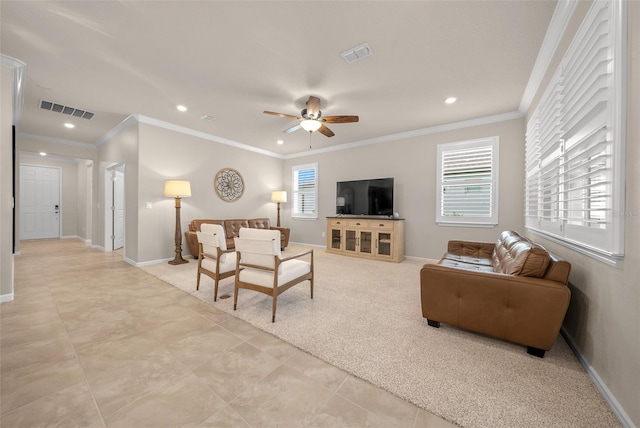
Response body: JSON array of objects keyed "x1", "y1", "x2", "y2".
[
  {"x1": 19, "y1": 165, "x2": 61, "y2": 240},
  {"x1": 104, "y1": 163, "x2": 125, "y2": 252}
]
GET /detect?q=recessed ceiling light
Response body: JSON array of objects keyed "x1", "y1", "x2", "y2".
[
  {"x1": 176, "y1": 105, "x2": 188, "y2": 112},
  {"x1": 277, "y1": 140, "x2": 284, "y2": 145},
  {"x1": 64, "y1": 123, "x2": 75, "y2": 128},
  {"x1": 445, "y1": 97, "x2": 457, "y2": 104},
  {"x1": 39, "y1": 152, "x2": 47, "y2": 156}
]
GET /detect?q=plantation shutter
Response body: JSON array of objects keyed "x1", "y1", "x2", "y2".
[
  {"x1": 525, "y1": 0, "x2": 625, "y2": 263},
  {"x1": 436, "y1": 137, "x2": 499, "y2": 226},
  {"x1": 292, "y1": 163, "x2": 318, "y2": 219}
]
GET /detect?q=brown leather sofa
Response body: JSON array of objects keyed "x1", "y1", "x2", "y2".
[
  {"x1": 185, "y1": 218, "x2": 290, "y2": 257},
  {"x1": 420, "y1": 230, "x2": 571, "y2": 357}
]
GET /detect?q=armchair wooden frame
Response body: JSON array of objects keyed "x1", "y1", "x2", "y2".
[
  {"x1": 233, "y1": 236, "x2": 313, "y2": 322},
  {"x1": 196, "y1": 226, "x2": 236, "y2": 302}
]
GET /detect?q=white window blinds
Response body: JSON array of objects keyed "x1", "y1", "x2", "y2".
[
  {"x1": 436, "y1": 137, "x2": 499, "y2": 226},
  {"x1": 292, "y1": 163, "x2": 318, "y2": 219},
  {"x1": 525, "y1": 0, "x2": 626, "y2": 264}
]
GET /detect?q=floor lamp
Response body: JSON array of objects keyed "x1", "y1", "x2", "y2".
[
  {"x1": 271, "y1": 190, "x2": 287, "y2": 227},
  {"x1": 164, "y1": 180, "x2": 191, "y2": 265}
]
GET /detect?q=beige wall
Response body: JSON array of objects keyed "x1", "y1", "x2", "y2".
[
  {"x1": 284, "y1": 117, "x2": 526, "y2": 259},
  {"x1": 97, "y1": 122, "x2": 139, "y2": 259},
  {"x1": 0, "y1": 64, "x2": 14, "y2": 299},
  {"x1": 523, "y1": 2, "x2": 639, "y2": 425},
  {"x1": 136, "y1": 123, "x2": 284, "y2": 263}
]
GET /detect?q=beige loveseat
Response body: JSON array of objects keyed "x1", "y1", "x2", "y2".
[
  {"x1": 420, "y1": 230, "x2": 571, "y2": 357},
  {"x1": 185, "y1": 218, "x2": 290, "y2": 257}
]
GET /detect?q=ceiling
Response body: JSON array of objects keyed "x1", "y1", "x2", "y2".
[{"x1": 1, "y1": 1, "x2": 557, "y2": 157}]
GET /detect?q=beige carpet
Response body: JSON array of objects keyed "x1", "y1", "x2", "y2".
[{"x1": 141, "y1": 244, "x2": 619, "y2": 428}]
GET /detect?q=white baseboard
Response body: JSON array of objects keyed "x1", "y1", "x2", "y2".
[
  {"x1": 0, "y1": 292, "x2": 14, "y2": 303},
  {"x1": 561, "y1": 328, "x2": 635, "y2": 428}
]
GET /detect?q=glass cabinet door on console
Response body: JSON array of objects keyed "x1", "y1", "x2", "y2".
[
  {"x1": 376, "y1": 230, "x2": 392, "y2": 258},
  {"x1": 345, "y1": 228, "x2": 373, "y2": 255},
  {"x1": 330, "y1": 228, "x2": 342, "y2": 250},
  {"x1": 345, "y1": 229, "x2": 357, "y2": 252}
]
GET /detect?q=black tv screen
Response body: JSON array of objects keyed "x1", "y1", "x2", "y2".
[{"x1": 336, "y1": 178, "x2": 394, "y2": 216}]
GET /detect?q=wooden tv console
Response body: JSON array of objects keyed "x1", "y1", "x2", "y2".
[{"x1": 325, "y1": 217, "x2": 405, "y2": 262}]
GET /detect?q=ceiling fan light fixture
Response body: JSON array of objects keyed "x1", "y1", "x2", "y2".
[{"x1": 300, "y1": 119, "x2": 322, "y2": 132}]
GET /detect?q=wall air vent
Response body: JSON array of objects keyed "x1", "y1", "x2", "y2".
[{"x1": 40, "y1": 100, "x2": 95, "y2": 120}]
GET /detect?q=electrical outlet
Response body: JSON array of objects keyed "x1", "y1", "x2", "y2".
[{"x1": 321, "y1": 231, "x2": 325, "y2": 237}]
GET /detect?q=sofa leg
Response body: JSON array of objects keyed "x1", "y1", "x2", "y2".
[
  {"x1": 427, "y1": 319, "x2": 440, "y2": 328},
  {"x1": 527, "y1": 346, "x2": 545, "y2": 358}
]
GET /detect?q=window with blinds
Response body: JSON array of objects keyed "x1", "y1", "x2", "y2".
[
  {"x1": 525, "y1": 0, "x2": 626, "y2": 264},
  {"x1": 292, "y1": 163, "x2": 318, "y2": 219},
  {"x1": 436, "y1": 137, "x2": 499, "y2": 226}
]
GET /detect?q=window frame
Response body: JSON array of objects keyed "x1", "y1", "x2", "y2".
[
  {"x1": 436, "y1": 136, "x2": 499, "y2": 227},
  {"x1": 291, "y1": 163, "x2": 318, "y2": 220}
]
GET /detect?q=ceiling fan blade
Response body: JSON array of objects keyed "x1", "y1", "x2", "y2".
[
  {"x1": 306, "y1": 96, "x2": 321, "y2": 118},
  {"x1": 264, "y1": 111, "x2": 301, "y2": 120},
  {"x1": 318, "y1": 124, "x2": 335, "y2": 137},
  {"x1": 321, "y1": 115, "x2": 359, "y2": 124},
  {"x1": 283, "y1": 124, "x2": 302, "y2": 134}
]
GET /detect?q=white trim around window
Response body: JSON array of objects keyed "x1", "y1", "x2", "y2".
[
  {"x1": 436, "y1": 137, "x2": 499, "y2": 227},
  {"x1": 292, "y1": 163, "x2": 318, "y2": 220}
]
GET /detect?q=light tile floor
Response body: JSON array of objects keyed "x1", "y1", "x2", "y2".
[{"x1": 1, "y1": 239, "x2": 457, "y2": 427}]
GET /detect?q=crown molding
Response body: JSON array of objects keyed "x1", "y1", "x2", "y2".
[
  {"x1": 96, "y1": 115, "x2": 138, "y2": 146},
  {"x1": 18, "y1": 132, "x2": 98, "y2": 150},
  {"x1": 283, "y1": 111, "x2": 524, "y2": 159},
  {"x1": 518, "y1": 0, "x2": 578, "y2": 114},
  {"x1": 134, "y1": 115, "x2": 284, "y2": 158}
]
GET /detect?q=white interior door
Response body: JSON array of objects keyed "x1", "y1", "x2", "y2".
[
  {"x1": 113, "y1": 169, "x2": 125, "y2": 250},
  {"x1": 20, "y1": 165, "x2": 61, "y2": 240}
]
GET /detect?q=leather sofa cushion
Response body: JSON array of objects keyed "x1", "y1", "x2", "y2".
[
  {"x1": 441, "y1": 253, "x2": 494, "y2": 266},
  {"x1": 492, "y1": 231, "x2": 551, "y2": 277},
  {"x1": 189, "y1": 219, "x2": 224, "y2": 232},
  {"x1": 248, "y1": 218, "x2": 272, "y2": 229},
  {"x1": 439, "y1": 258, "x2": 496, "y2": 272},
  {"x1": 224, "y1": 219, "x2": 249, "y2": 239},
  {"x1": 447, "y1": 240, "x2": 495, "y2": 259}
]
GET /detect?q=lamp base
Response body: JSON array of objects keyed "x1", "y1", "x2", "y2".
[{"x1": 168, "y1": 257, "x2": 188, "y2": 265}]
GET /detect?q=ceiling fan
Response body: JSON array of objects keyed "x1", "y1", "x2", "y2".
[{"x1": 263, "y1": 96, "x2": 359, "y2": 137}]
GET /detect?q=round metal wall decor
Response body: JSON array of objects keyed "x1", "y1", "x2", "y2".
[{"x1": 214, "y1": 168, "x2": 244, "y2": 201}]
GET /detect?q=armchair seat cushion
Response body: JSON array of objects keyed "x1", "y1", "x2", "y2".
[
  {"x1": 201, "y1": 255, "x2": 235, "y2": 274},
  {"x1": 239, "y1": 259, "x2": 311, "y2": 287}
]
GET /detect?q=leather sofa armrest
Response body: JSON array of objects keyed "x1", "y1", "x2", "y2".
[
  {"x1": 271, "y1": 226, "x2": 290, "y2": 249},
  {"x1": 446, "y1": 240, "x2": 495, "y2": 259},
  {"x1": 185, "y1": 231, "x2": 198, "y2": 257}
]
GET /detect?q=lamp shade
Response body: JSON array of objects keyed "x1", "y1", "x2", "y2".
[
  {"x1": 271, "y1": 190, "x2": 287, "y2": 203},
  {"x1": 164, "y1": 180, "x2": 191, "y2": 198},
  {"x1": 300, "y1": 119, "x2": 322, "y2": 132}
]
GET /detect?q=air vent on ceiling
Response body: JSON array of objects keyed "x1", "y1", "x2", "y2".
[
  {"x1": 200, "y1": 114, "x2": 216, "y2": 122},
  {"x1": 341, "y1": 42, "x2": 373, "y2": 64},
  {"x1": 40, "y1": 100, "x2": 95, "y2": 120}
]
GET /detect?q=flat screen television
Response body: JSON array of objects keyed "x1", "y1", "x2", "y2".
[{"x1": 336, "y1": 178, "x2": 394, "y2": 217}]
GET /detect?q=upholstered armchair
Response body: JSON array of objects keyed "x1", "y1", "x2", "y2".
[
  {"x1": 196, "y1": 223, "x2": 236, "y2": 301},
  {"x1": 233, "y1": 228, "x2": 313, "y2": 322}
]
